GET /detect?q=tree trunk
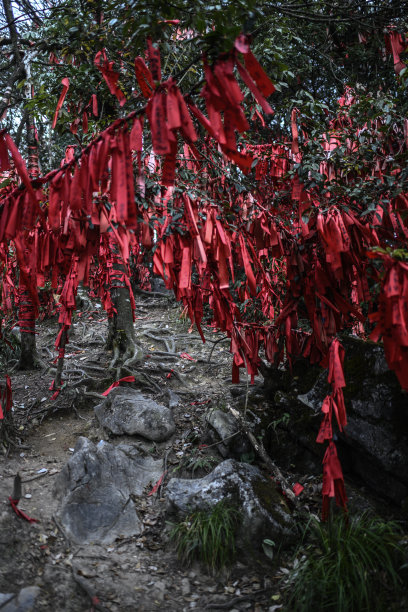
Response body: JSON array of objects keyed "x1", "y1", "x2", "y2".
[
  {"x1": 18, "y1": 282, "x2": 39, "y2": 369},
  {"x1": 18, "y1": 63, "x2": 42, "y2": 370},
  {"x1": 105, "y1": 238, "x2": 143, "y2": 374}
]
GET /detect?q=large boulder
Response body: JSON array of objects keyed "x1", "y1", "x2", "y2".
[
  {"x1": 94, "y1": 388, "x2": 175, "y2": 441},
  {"x1": 262, "y1": 336, "x2": 408, "y2": 506},
  {"x1": 166, "y1": 459, "x2": 294, "y2": 552},
  {"x1": 54, "y1": 437, "x2": 163, "y2": 544}
]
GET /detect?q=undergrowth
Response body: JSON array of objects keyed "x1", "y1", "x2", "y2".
[
  {"x1": 168, "y1": 500, "x2": 240, "y2": 572},
  {"x1": 283, "y1": 511, "x2": 406, "y2": 612}
]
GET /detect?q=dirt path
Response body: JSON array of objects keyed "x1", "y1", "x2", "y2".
[{"x1": 1, "y1": 295, "x2": 287, "y2": 611}]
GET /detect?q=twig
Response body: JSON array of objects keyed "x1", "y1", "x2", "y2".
[
  {"x1": 52, "y1": 515, "x2": 68, "y2": 543},
  {"x1": 202, "y1": 431, "x2": 239, "y2": 450},
  {"x1": 21, "y1": 471, "x2": 51, "y2": 483},
  {"x1": 228, "y1": 406, "x2": 297, "y2": 505},
  {"x1": 206, "y1": 587, "x2": 274, "y2": 609}
]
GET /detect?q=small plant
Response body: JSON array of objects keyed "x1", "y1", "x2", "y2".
[
  {"x1": 283, "y1": 512, "x2": 406, "y2": 612},
  {"x1": 168, "y1": 500, "x2": 240, "y2": 572},
  {"x1": 267, "y1": 411, "x2": 290, "y2": 442},
  {"x1": 173, "y1": 447, "x2": 219, "y2": 476}
]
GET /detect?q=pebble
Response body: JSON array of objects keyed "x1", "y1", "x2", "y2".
[
  {"x1": 153, "y1": 580, "x2": 166, "y2": 603},
  {"x1": 181, "y1": 578, "x2": 191, "y2": 597}
]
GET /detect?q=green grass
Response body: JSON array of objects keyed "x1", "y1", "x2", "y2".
[
  {"x1": 168, "y1": 501, "x2": 240, "y2": 572},
  {"x1": 173, "y1": 447, "x2": 219, "y2": 477},
  {"x1": 283, "y1": 512, "x2": 406, "y2": 612}
]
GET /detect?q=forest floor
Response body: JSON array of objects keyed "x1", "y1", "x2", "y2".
[{"x1": 0, "y1": 291, "x2": 407, "y2": 611}]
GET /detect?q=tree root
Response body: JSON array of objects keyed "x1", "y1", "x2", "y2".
[
  {"x1": 109, "y1": 336, "x2": 144, "y2": 373},
  {"x1": 71, "y1": 376, "x2": 97, "y2": 389},
  {"x1": 143, "y1": 331, "x2": 176, "y2": 353},
  {"x1": 80, "y1": 364, "x2": 108, "y2": 373},
  {"x1": 147, "y1": 350, "x2": 181, "y2": 359},
  {"x1": 72, "y1": 570, "x2": 109, "y2": 612},
  {"x1": 207, "y1": 336, "x2": 230, "y2": 363},
  {"x1": 156, "y1": 363, "x2": 188, "y2": 386},
  {"x1": 117, "y1": 365, "x2": 162, "y2": 394},
  {"x1": 133, "y1": 287, "x2": 172, "y2": 299},
  {"x1": 40, "y1": 346, "x2": 53, "y2": 359},
  {"x1": 13, "y1": 353, "x2": 48, "y2": 372},
  {"x1": 83, "y1": 390, "x2": 106, "y2": 400},
  {"x1": 109, "y1": 344, "x2": 120, "y2": 371},
  {"x1": 123, "y1": 341, "x2": 144, "y2": 368}
]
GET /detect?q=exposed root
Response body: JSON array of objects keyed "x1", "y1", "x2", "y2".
[
  {"x1": 156, "y1": 363, "x2": 188, "y2": 386},
  {"x1": 207, "y1": 336, "x2": 230, "y2": 363},
  {"x1": 109, "y1": 344, "x2": 120, "y2": 370},
  {"x1": 143, "y1": 331, "x2": 176, "y2": 353},
  {"x1": 71, "y1": 376, "x2": 96, "y2": 389},
  {"x1": 41, "y1": 346, "x2": 53, "y2": 359},
  {"x1": 122, "y1": 340, "x2": 144, "y2": 368},
  {"x1": 83, "y1": 390, "x2": 106, "y2": 400},
  {"x1": 116, "y1": 365, "x2": 162, "y2": 394},
  {"x1": 148, "y1": 349, "x2": 185, "y2": 358},
  {"x1": 133, "y1": 287, "x2": 172, "y2": 299},
  {"x1": 80, "y1": 364, "x2": 108, "y2": 373},
  {"x1": 72, "y1": 569, "x2": 109, "y2": 612},
  {"x1": 14, "y1": 353, "x2": 48, "y2": 372}
]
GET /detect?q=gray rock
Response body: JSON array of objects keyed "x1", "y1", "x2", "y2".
[
  {"x1": 94, "y1": 388, "x2": 175, "y2": 441},
  {"x1": 1, "y1": 587, "x2": 40, "y2": 612},
  {"x1": 152, "y1": 580, "x2": 166, "y2": 603},
  {"x1": 0, "y1": 594, "x2": 14, "y2": 607},
  {"x1": 277, "y1": 336, "x2": 408, "y2": 505},
  {"x1": 167, "y1": 389, "x2": 180, "y2": 410},
  {"x1": 166, "y1": 459, "x2": 294, "y2": 552},
  {"x1": 206, "y1": 410, "x2": 250, "y2": 458},
  {"x1": 180, "y1": 578, "x2": 191, "y2": 596},
  {"x1": 54, "y1": 437, "x2": 163, "y2": 544}
]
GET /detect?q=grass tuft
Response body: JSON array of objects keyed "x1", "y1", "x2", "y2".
[
  {"x1": 283, "y1": 512, "x2": 406, "y2": 612},
  {"x1": 168, "y1": 500, "x2": 240, "y2": 572}
]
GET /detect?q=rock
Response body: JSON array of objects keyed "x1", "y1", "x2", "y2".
[
  {"x1": 166, "y1": 459, "x2": 294, "y2": 552},
  {"x1": 206, "y1": 410, "x2": 251, "y2": 458},
  {"x1": 268, "y1": 336, "x2": 408, "y2": 505},
  {"x1": 0, "y1": 594, "x2": 14, "y2": 607},
  {"x1": 152, "y1": 580, "x2": 166, "y2": 603},
  {"x1": 94, "y1": 388, "x2": 175, "y2": 441},
  {"x1": 167, "y1": 389, "x2": 180, "y2": 410},
  {"x1": 150, "y1": 277, "x2": 173, "y2": 295},
  {"x1": 54, "y1": 437, "x2": 163, "y2": 544},
  {"x1": 181, "y1": 578, "x2": 191, "y2": 596},
  {"x1": 0, "y1": 586, "x2": 41, "y2": 612}
]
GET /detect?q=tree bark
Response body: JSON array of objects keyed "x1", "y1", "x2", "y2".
[
  {"x1": 17, "y1": 61, "x2": 42, "y2": 370},
  {"x1": 105, "y1": 238, "x2": 143, "y2": 374}
]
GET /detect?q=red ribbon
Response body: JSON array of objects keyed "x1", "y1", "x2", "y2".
[
  {"x1": 292, "y1": 483, "x2": 304, "y2": 496},
  {"x1": 148, "y1": 471, "x2": 167, "y2": 496},
  {"x1": 9, "y1": 497, "x2": 38, "y2": 523},
  {"x1": 102, "y1": 375, "x2": 136, "y2": 396},
  {"x1": 52, "y1": 77, "x2": 70, "y2": 129}
]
